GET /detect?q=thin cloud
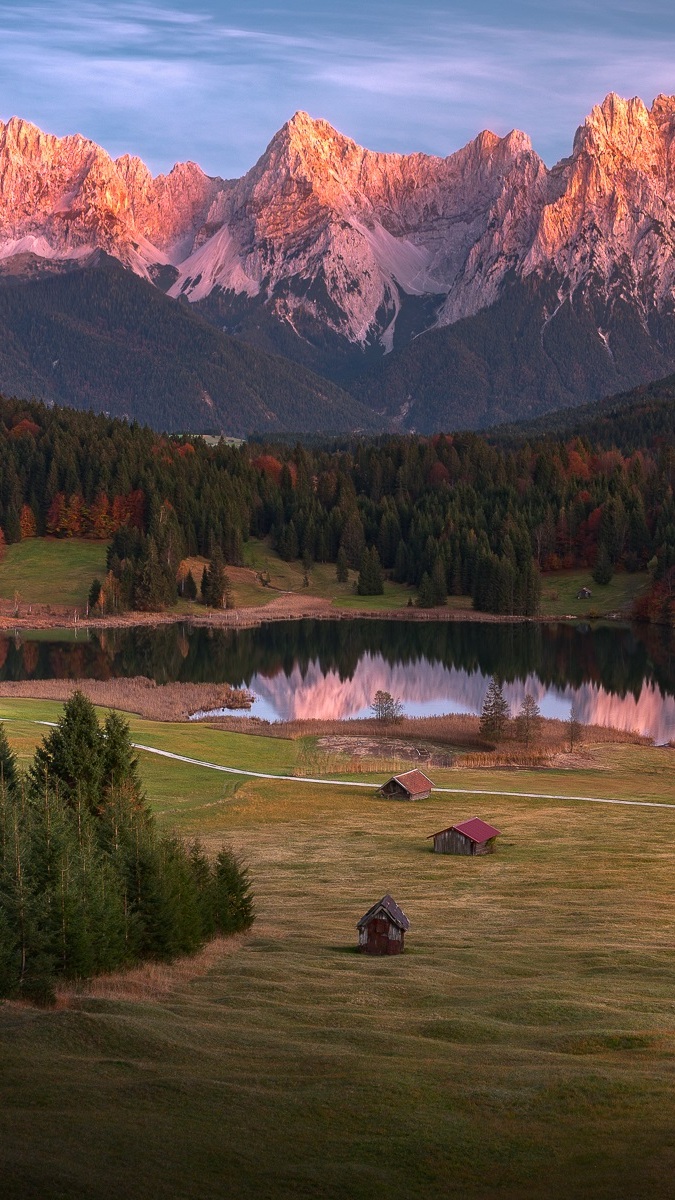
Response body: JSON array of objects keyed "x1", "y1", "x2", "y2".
[{"x1": 1, "y1": 1, "x2": 674, "y2": 173}]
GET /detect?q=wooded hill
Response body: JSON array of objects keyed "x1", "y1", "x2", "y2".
[
  {"x1": 490, "y1": 373, "x2": 675, "y2": 452},
  {"x1": 0, "y1": 258, "x2": 376, "y2": 436},
  {"x1": 0, "y1": 394, "x2": 672, "y2": 617},
  {"x1": 352, "y1": 275, "x2": 675, "y2": 432}
]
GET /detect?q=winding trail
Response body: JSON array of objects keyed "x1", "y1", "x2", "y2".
[
  {"x1": 130, "y1": 742, "x2": 675, "y2": 812},
  {"x1": 8, "y1": 719, "x2": 672, "y2": 811}
]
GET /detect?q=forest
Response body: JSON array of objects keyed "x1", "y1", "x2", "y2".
[
  {"x1": 0, "y1": 692, "x2": 254, "y2": 1001},
  {"x1": 0, "y1": 391, "x2": 672, "y2": 618}
]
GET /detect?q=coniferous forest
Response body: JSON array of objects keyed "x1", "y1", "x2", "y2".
[
  {"x1": 0, "y1": 693, "x2": 254, "y2": 1001},
  {"x1": 0, "y1": 392, "x2": 672, "y2": 618}
]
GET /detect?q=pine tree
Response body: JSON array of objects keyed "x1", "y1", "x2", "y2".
[
  {"x1": 593, "y1": 544, "x2": 613, "y2": 586},
  {"x1": 416, "y1": 572, "x2": 434, "y2": 607},
  {"x1": 213, "y1": 848, "x2": 254, "y2": 934},
  {"x1": 0, "y1": 721, "x2": 18, "y2": 794},
  {"x1": 335, "y1": 547, "x2": 349, "y2": 583},
  {"x1": 357, "y1": 546, "x2": 384, "y2": 596},
  {"x1": 184, "y1": 569, "x2": 197, "y2": 600},
  {"x1": 480, "y1": 677, "x2": 510, "y2": 742},
  {"x1": 29, "y1": 691, "x2": 105, "y2": 814},
  {"x1": 202, "y1": 548, "x2": 227, "y2": 607}
]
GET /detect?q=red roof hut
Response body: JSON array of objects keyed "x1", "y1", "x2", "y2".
[
  {"x1": 357, "y1": 895, "x2": 410, "y2": 955},
  {"x1": 428, "y1": 817, "x2": 501, "y2": 856},
  {"x1": 379, "y1": 769, "x2": 433, "y2": 800}
]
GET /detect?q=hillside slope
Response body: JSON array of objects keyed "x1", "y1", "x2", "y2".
[{"x1": 0, "y1": 260, "x2": 377, "y2": 435}]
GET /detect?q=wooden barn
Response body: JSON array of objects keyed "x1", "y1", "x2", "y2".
[
  {"x1": 379, "y1": 769, "x2": 433, "y2": 800},
  {"x1": 428, "y1": 817, "x2": 501, "y2": 856},
  {"x1": 357, "y1": 895, "x2": 410, "y2": 955}
]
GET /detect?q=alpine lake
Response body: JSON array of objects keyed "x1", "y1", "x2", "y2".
[{"x1": 2, "y1": 617, "x2": 674, "y2": 742}]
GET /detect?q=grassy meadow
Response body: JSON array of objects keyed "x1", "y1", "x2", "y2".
[
  {"x1": 0, "y1": 538, "x2": 109, "y2": 608},
  {"x1": 1, "y1": 698, "x2": 675, "y2": 1198}
]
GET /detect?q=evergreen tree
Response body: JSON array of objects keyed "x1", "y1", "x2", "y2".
[
  {"x1": 357, "y1": 546, "x2": 384, "y2": 596},
  {"x1": 335, "y1": 547, "x2": 349, "y2": 583},
  {"x1": 0, "y1": 721, "x2": 18, "y2": 794},
  {"x1": 184, "y1": 569, "x2": 197, "y2": 600},
  {"x1": 213, "y1": 848, "x2": 254, "y2": 934},
  {"x1": 202, "y1": 548, "x2": 227, "y2": 607},
  {"x1": 593, "y1": 544, "x2": 614, "y2": 586},
  {"x1": 88, "y1": 579, "x2": 102, "y2": 610},
  {"x1": 480, "y1": 677, "x2": 510, "y2": 742},
  {"x1": 29, "y1": 691, "x2": 105, "y2": 814},
  {"x1": 416, "y1": 572, "x2": 434, "y2": 607}
]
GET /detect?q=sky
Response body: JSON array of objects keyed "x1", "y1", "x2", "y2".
[{"x1": 1, "y1": 0, "x2": 675, "y2": 177}]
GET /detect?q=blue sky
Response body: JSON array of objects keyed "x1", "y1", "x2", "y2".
[{"x1": 1, "y1": 1, "x2": 675, "y2": 176}]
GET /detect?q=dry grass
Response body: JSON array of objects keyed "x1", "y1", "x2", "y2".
[
  {"x1": 56, "y1": 935, "x2": 246, "y2": 1005},
  {"x1": 0, "y1": 677, "x2": 253, "y2": 721},
  {"x1": 207, "y1": 711, "x2": 651, "y2": 753},
  {"x1": 454, "y1": 749, "x2": 554, "y2": 769}
]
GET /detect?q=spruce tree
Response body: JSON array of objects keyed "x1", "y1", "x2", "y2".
[
  {"x1": 0, "y1": 721, "x2": 18, "y2": 794},
  {"x1": 184, "y1": 569, "x2": 197, "y2": 600},
  {"x1": 480, "y1": 676, "x2": 510, "y2": 742},
  {"x1": 30, "y1": 691, "x2": 105, "y2": 814},
  {"x1": 335, "y1": 547, "x2": 349, "y2": 583},
  {"x1": 593, "y1": 544, "x2": 613, "y2": 586},
  {"x1": 213, "y1": 848, "x2": 254, "y2": 934}
]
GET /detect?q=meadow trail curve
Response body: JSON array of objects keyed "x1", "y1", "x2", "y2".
[
  {"x1": 130, "y1": 741, "x2": 675, "y2": 812},
  {"x1": 8, "y1": 719, "x2": 674, "y2": 811}
]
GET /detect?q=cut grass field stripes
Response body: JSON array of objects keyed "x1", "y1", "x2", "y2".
[{"x1": 12, "y1": 721, "x2": 675, "y2": 811}]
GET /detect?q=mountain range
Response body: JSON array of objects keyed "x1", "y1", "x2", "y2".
[{"x1": 2, "y1": 93, "x2": 675, "y2": 432}]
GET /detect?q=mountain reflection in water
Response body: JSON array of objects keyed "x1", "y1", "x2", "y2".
[{"x1": 2, "y1": 619, "x2": 674, "y2": 742}]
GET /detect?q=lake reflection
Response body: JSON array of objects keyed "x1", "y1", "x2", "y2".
[{"x1": 3, "y1": 619, "x2": 675, "y2": 742}]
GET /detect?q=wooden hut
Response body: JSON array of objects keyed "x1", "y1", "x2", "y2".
[
  {"x1": 379, "y1": 769, "x2": 433, "y2": 801},
  {"x1": 576, "y1": 587, "x2": 592, "y2": 600},
  {"x1": 357, "y1": 895, "x2": 410, "y2": 955},
  {"x1": 428, "y1": 817, "x2": 501, "y2": 856}
]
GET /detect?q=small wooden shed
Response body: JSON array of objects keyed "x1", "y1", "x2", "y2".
[
  {"x1": 379, "y1": 769, "x2": 433, "y2": 801},
  {"x1": 576, "y1": 587, "x2": 592, "y2": 600},
  {"x1": 428, "y1": 817, "x2": 501, "y2": 856},
  {"x1": 357, "y1": 895, "x2": 410, "y2": 955}
]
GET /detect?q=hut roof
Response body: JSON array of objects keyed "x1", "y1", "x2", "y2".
[
  {"x1": 389, "y1": 769, "x2": 433, "y2": 794},
  {"x1": 357, "y1": 894, "x2": 410, "y2": 932},
  {"x1": 428, "y1": 817, "x2": 501, "y2": 841},
  {"x1": 452, "y1": 817, "x2": 501, "y2": 842}
]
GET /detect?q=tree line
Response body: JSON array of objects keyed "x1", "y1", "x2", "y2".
[
  {"x1": 0, "y1": 693, "x2": 253, "y2": 1003},
  {"x1": 0, "y1": 394, "x2": 672, "y2": 616}
]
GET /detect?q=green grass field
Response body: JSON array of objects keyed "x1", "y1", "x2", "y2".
[
  {"x1": 0, "y1": 538, "x2": 109, "y2": 608},
  {"x1": 1, "y1": 697, "x2": 675, "y2": 1198},
  {"x1": 539, "y1": 568, "x2": 649, "y2": 617},
  {"x1": 242, "y1": 538, "x2": 414, "y2": 609}
]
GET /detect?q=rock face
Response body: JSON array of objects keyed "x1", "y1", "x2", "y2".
[{"x1": 3, "y1": 92, "x2": 675, "y2": 362}]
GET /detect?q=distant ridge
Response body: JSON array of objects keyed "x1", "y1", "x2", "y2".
[{"x1": 5, "y1": 95, "x2": 675, "y2": 429}]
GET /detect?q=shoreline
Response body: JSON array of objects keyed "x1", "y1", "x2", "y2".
[{"x1": 0, "y1": 591, "x2": 633, "y2": 633}]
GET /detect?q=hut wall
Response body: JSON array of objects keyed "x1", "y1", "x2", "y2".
[
  {"x1": 473, "y1": 837, "x2": 496, "y2": 856},
  {"x1": 359, "y1": 917, "x2": 404, "y2": 955},
  {"x1": 447, "y1": 829, "x2": 476, "y2": 855},
  {"x1": 380, "y1": 780, "x2": 409, "y2": 799}
]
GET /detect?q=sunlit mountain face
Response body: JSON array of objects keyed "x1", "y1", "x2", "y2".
[{"x1": 3, "y1": 620, "x2": 673, "y2": 742}]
